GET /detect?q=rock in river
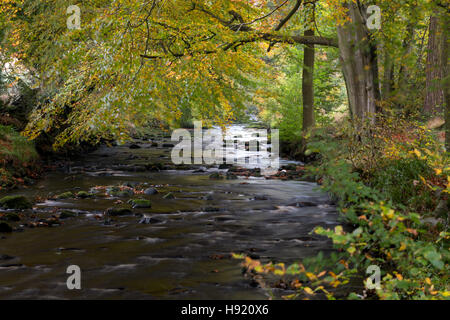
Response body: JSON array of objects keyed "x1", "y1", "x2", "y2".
[
  {"x1": 106, "y1": 207, "x2": 134, "y2": 216},
  {"x1": 0, "y1": 222, "x2": 13, "y2": 233},
  {"x1": 4, "y1": 213, "x2": 21, "y2": 221},
  {"x1": 139, "y1": 215, "x2": 162, "y2": 224},
  {"x1": 56, "y1": 192, "x2": 74, "y2": 200},
  {"x1": 162, "y1": 192, "x2": 175, "y2": 199},
  {"x1": 59, "y1": 211, "x2": 78, "y2": 219},
  {"x1": 128, "y1": 199, "x2": 152, "y2": 209},
  {"x1": 0, "y1": 196, "x2": 32, "y2": 210},
  {"x1": 76, "y1": 191, "x2": 94, "y2": 199},
  {"x1": 144, "y1": 187, "x2": 158, "y2": 195}
]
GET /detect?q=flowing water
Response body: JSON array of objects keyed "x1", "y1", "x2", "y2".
[{"x1": 0, "y1": 125, "x2": 341, "y2": 299}]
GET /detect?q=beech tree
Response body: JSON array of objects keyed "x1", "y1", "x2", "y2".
[{"x1": 0, "y1": 0, "x2": 448, "y2": 146}]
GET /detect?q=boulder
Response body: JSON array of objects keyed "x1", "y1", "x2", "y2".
[
  {"x1": 76, "y1": 191, "x2": 93, "y2": 199},
  {"x1": 0, "y1": 222, "x2": 12, "y2": 233},
  {"x1": 144, "y1": 187, "x2": 158, "y2": 195},
  {"x1": 56, "y1": 192, "x2": 74, "y2": 200},
  {"x1": 106, "y1": 207, "x2": 133, "y2": 216},
  {"x1": 0, "y1": 195, "x2": 32, "y2": 209},
  {"x1": 128, "y1": 199, "x2": 152, "y2": 209}
]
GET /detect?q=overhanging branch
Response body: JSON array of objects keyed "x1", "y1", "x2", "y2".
[{"x1": 140, "y1": 33, "x2": 338, "y2": 59}]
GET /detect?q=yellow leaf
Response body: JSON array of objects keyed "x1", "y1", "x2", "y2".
[
  {"x1": 303, "y1": 287, "x2": 314, "y2": 295},
  {"x1": 347, "y1": 246, "x2": 356, "y2": 254},
  {"x1": 334, "y1": 226, "x2": 344, "y2": 235},
  {"x1": 413, "y1": 149, "x2": 421, "y2": 158},
  {"x1": 306, "y1": 272, "x2": 317, "y2": 281}
]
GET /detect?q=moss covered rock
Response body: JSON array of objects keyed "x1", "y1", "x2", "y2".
[
  {"x1": 128, "y1": 199, "x2": 152, "y2": 209},
  {"x1": 0, "y1": 195, "x2": 32, "y2": 209},
  {"x1": 76, "y1": 191, "x2": 94, "y2": 199},
  {"x1": 56, "y1": 192, "x2": 74, "y2": 199},
  {"x1": 106, "y1": 207, "x2": 133, "y2": 216}
]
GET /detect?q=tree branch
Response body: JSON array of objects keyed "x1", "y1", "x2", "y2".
[
  {"x1": 139, "y1": 32, "x2": 338, "y2": 59},
  {"x1": 274, "y1": 0, "x2": 303, "y2": 31}
]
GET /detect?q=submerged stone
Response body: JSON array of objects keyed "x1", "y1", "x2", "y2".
[
  {"x1": 162, "y1": 192, "x2": 175, "y2": 200},
  {"x1": 253, "y1": 195, "x2": 268, "y2": 200},
  {"x1": 129, "y1": 143, "x2": 141, "y2": 149},
  {"x1": 139, "y1": 216, "x2": 162, "y2": 224},
  {"x1": 59, "y1": 211, "x2": 78, "y2": 219},
  {"x1": 0, "y1": 254, "x2": 14, "y2": 261},
  {"x1": 106, "y1": 207, "x2": 133, "y2": 216},
  {"x1": 106, "y1": 187, "x2": 134, "y2": 197}
]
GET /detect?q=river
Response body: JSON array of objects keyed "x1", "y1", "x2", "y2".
[{"x1": 0, "y1": 125, "x2": 340, "y2": 299}]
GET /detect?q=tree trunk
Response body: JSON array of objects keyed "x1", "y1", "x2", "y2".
[
  {"x1": 337, "y1": 1, "x2": 380, "y2": 122},
  {"x1": 397, "y1": 23, "x2": 415, "y2": 93},
  {"x1": 442, "y1": 14, "x2": 449, "y2": 151},
  {"x1": 382, "y1": 50, "x2": 395, "y2": 100},
  {"x1": 302, "y1": 28, "x2": 315, "y2": 133},
  {"x1": 424, "y1": 15, "x2": 445, "y2": 115}
]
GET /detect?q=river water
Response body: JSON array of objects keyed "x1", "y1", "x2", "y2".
[{"x1": 0, "y1": 125, "x2": 340, "y2": 299}]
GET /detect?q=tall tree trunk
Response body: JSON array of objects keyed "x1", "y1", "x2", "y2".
[
  {"x1": 442, "y1": 14, "x2": 449, "y2": 151},
  {"x1": 337, "y1": 1, "x2": 380, "y2": 122},
  {"x1": 398, "y1": 23, "x2": 415, "y2": 93},
  {"x1": 302, "y1": 28, "x2": 315, "y2": 133},
  {"x1": 382, "y1": 50, "x2": 395, "y2": 100},
  {"x1": 424, "y1": 15, "x2": 445, "y2": 115}
]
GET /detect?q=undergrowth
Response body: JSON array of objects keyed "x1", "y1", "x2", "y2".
[{"x1": 234, "y1": 116, "x2": 449, "y2": 300}]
